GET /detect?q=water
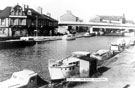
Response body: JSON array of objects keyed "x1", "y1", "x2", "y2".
[{"x1": 0, "y1": 36, "x2": 123, "y2": 81}]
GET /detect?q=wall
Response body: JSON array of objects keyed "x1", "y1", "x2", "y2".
[{"x1": 79, "y1": 60, "x2": 90, "y2": 77}]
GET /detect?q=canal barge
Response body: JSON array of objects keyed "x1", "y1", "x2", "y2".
[
  {"x1": 90, "y1": 49, "x2": 113, "y2": 66},
  {"x1": 48, "y1": 51, "x2": 97, "y2": 81},
  {"x1": 110, "y1": 42, "x2": 124, "y2": 55},
  {"x1": 0, "y1": 39, "x2": 36, "y2": 49}
]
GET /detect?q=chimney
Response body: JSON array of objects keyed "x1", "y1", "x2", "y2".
[
  {"x1": 122, "y1": 13, "x2": 126, "y2": 24},
  {"x1": 37, "y1": 6, "x2": 42, "y2": 14},
  {"x1": 23, "y1": 4, "x2": 26, "y2": 11},
  {"x1": 27, "y1": 5, "x2": 29, "y2": 9}
]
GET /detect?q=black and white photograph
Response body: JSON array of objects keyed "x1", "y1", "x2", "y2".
[{"x1": 0, "y1": 0, "x2": 135, "y2": 88}]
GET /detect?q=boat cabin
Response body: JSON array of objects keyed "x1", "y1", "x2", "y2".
[
  {"x1": 110, "y1": 43, "x2": 124, "y2": 55},
  {"x1": 63, "y1": 51, "x2": 97, "y2": 77},
  {"x1": 0, "y1": 69, "x2": 48, "y2": 88},
  {"x1": 90, "y1": 49, "x2": 113, "y2": 60}
]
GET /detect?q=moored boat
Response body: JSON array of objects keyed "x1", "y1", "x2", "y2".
[
  {"x1": 0, "y1": 39, "x2": 36, "y2": 49},
  {"x1": 90, "y1": 49, "x2": 113, "y2": 66},
  {"x1": 48, "y1": 51, "x2": 97, "y2": 81},
  {"x1": 124, "y1": 32, "x2": 134, "y2": 37},
  {"x1": 62, "y1": 34, "x2": 76, "y2": 40},
  {"x1": 0, "y1": 69, "x2": 48, "y2": 88},
  {"x1": 83, "y1": 32, "x2": 91, "y2": 37},
  {"x1": 90, "y1": 49, "x2": 113, "y2": 60},
  {"x1": 110, "y1": 42, "x2": 124, "y2": 55}
]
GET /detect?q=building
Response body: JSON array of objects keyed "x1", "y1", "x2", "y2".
[
  {"x1": 60, "y1": 10, "x2": 81, "y2": 22},
  {"x1": 58, "y1": 11, "x2": 85, "y2": 34},
  {"x1": 89, "y1": 15, "x2": 125, "y2": 24},
  {"x1": 89, "y1": 14, "x2": 134, "y2": 25},
  {"x1": 25, "y1": 6, "x2": 58, "y2": 36},
  {"x1": 0, "y1": 4, "x2": 58, "y2": 38}
]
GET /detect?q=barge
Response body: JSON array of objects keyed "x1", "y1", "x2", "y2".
[
  {"x1": 0, "y1": 40, "x2": 36, "y2": 49},
  {"x1": 48, "y1": 51, "x2": 97, "y2": 81}
]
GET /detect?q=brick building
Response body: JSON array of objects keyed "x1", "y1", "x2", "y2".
[
  {"x1": 60, "y1": 10, "x2": 80, "y2": 22},
  {"x1": 0, "y1": 4, "x2": 58, "y2": 38},
  {"x1": 58, "y1": 11, "x2": 85, "y2": 34}
]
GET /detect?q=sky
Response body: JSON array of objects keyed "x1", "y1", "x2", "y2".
[{"x1": 0, "y1": 0, "x2": 135, "y2": 22}]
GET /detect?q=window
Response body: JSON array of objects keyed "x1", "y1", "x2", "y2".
[
  {"x1": 30, "y1": 76, "x2": 36, "y2": 83},
  {"x1": 2, "y1": 28, "x2": 5, "y2": 34},
  {"x1": 1, "y1": 18, "x2": 4, "y2": 25},
  {"x1": 72, "y1": 67, "x2": 74, "y2": 70},
  {"x1": 27, "y1": 10, "x2": 32, "y2": 15},
  {"x1": 0, "y1": 28, "x2": 2, "y2": 31}
]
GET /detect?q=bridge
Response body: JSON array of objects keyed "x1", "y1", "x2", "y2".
[{"x1": 59, "y1": 21, "x2": 135, "y2": 33}]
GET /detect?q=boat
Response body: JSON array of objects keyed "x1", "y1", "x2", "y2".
[
  {"x1": 20, "y1": 36, "x2": 34, "y2": 41},
  {"x1": 48, "y1": 51, "x2": 97, "y2": 81},
  {"x1": 0, "y1": 69, "x2": 48, "y2": 88},
  {"x1": 0, "y1": 39, "x2": 36, "y2": 49},
  {"x1": 90, "y1": 49, "x2": 113, "y2": 60},
  {"x1": 124, "y1": 32, "x2": 134, "y2": 37},
  {"x1": 129, "y1": 37, "x2": 135, "y2": 46},
  {"x1": 62, "y1": 34, "x2": 76, "y2": 40},
  {"x1": 104, "y1": 31, "x2": 124, "y2": 36},
  {"x1": 83, "y1": 32, "x2": 91, "y2": 37},
  {"x1": 90, "y1": 49, "x2": 113, "y2": 66},
  {"x1": 110, "y1": 42, "x2": 124, "y2": 55}
]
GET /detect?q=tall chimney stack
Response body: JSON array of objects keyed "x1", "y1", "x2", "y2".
[
  {"x1": 27, "y1": 5, "x2": 29, "y2": 9},
  {"x1": 37, "y1": 6, "x2": 43, "y2": 14},
  {"x1": 23, "y1": 4, "x2": 26, "y2": 11}
]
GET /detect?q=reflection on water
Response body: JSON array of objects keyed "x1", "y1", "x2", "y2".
[{"x1": 0, "y1": 36, "x2": 123, "y2": 81}]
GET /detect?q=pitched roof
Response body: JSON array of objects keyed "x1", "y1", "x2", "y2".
[
  {"x1": 26, "y1": 8, "x2": 41, "y2": 16},
  {"x1": 26, "y1": 8, "x2": 57, "y2": 22},
  {"x1": 0, "y1": 7, "x2": 12, "y2": 18},
  {"x1": 60, "y1": 11, "x2": 78, "y2": 22},
  {"x1": 43, "y1": 15, "x2": 57, "y2": 22}
]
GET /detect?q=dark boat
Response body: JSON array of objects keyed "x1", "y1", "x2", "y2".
[{"x1": 0, "y1": 40, "x2": 36, "y2": 49}]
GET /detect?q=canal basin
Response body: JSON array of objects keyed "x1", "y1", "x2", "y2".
[{"x1": 0, "y1": 36, "x2": 124, "y2": 81}]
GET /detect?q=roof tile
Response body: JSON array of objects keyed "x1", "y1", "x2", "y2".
[{"x1": 0, "y1": 7, "x2": 12, "y2": 18}]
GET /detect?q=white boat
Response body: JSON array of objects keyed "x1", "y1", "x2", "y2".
[
  {"x1": 0, "y1": 69, "x2": 48, "y2": 88},
  {"x1": 90, "y1": 49, "x2": 113, "y2": 61},
  {"x1": 62, "y1": 34, "x2": 76, "y2": 40},
  {"x1": 110, "y1": 42, "x2": 124, "y2": 55},
  {"x1": 20, "y1": 36, "x2": 34, "y2": 41},
  {"x1": 83, "y1": 32, "x2": 91, "y2": 37},
  {"x1": 48, "y1": 51, "x2": 97, "y2": 81},
  {"x1": 124, "y1": 32, "x2": 134, "y2": 37}
]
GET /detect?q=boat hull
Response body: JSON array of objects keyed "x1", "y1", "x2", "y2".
[
  {"x1": 62, "y1": 34, "x2": 76, "y2": 40},
  {"x1": 0, "y1": 40, "x2": 36, "y2": 49}
]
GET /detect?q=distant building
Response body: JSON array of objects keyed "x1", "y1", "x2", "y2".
[
  {"x1": 0, "y1": 4, "x2": 58, "y2": 38},
  {"x1": 60, "y1": 10, "x2": 81, "y2": 22},
  {"x1": 89, "y1": 15, "x2": 125, "y2": 24},
  {"x1": 58, "y1": 10, "x2": 85, "y2": 34},
  {"x1": 89, "y1": 14, "x2": 134, "y2": 24}
]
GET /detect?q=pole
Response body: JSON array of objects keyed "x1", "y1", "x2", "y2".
[{"x1": 36, "y1": 16, "x2": 38, "y2": 36}]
